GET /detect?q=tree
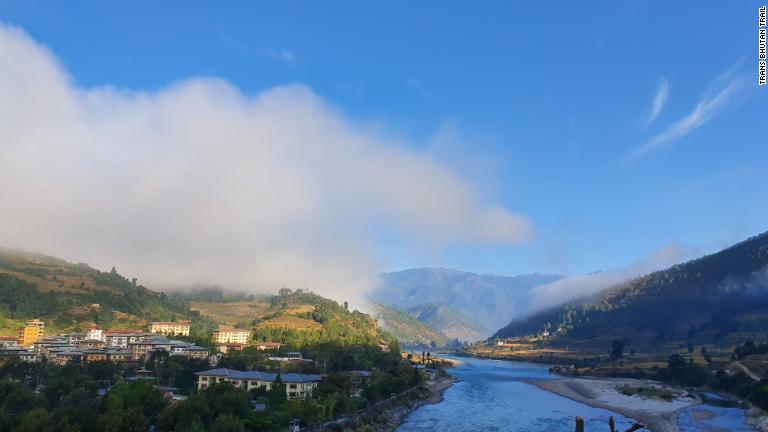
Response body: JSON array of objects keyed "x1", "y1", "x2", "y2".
[
  {"x1": 268, "y1": 376, "x2": 287, "y2": 407},
  {"x1": 210, "y1": 414, "x2": 247, "y2": 432},
  {"x1": 610, "y1": 339, "x2": 624, "y2": 361},
  {"x1": 13, "y1": 408, "x2": 54, "y2": 432}
]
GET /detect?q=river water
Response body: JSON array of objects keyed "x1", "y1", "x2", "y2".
[{"x1": 396, "y1": 356, "x2": 754, "y2": 432}]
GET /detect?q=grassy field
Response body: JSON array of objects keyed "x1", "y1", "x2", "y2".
[
  {"x1": 190, "y1": 300, "x2": 270, "y2": 325},
  {"x1": 255, "y1": 315, "x2": 322, "y2": 331}
]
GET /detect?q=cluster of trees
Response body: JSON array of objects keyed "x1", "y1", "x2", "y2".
[
  {"x1": 652, "y1": 343, "x2": 768, "y2": 410},
  {"x1": 733, "y1": 339, "x2": 768, "y2": 359},
  {"x1": 0, "y1": 358, "x2": 167, "y2": 432}
]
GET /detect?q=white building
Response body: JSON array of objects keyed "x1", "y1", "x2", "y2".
[{"x1": 193, "y1": 368, "x2": 321, "y2": 400}]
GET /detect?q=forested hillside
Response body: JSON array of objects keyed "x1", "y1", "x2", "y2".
[
  {"x1": 0, "y1": 248, "x2": 198, "y2": 335},
  {"x1": 370, "y1": 303, "x2": 451, "y2": 348},
  {"x1": 496, "y1": 232, "x2": 768, "y2": 349}
]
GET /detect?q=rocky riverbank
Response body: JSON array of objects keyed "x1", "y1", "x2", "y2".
[{"x1": 534, "y1": 377, "x2": 698, "y2": 432}]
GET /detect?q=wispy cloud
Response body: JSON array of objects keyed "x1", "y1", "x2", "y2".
[
  {"x1": 630, "y1": 64, "x2": 747, "y2": 158},
  {"x1": 646, "y1": 77, "x2": 669, "y2": 127},
  {"x1": 263, "y1": 47, "x2": 296, "y2": 62}
]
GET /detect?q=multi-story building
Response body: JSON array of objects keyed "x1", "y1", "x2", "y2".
[
  {"x1": 105, "y1": 349, "x2": 132, "y2": 363},
  {"x1": 17, "y1": 319, "x2": 45, "y2": 347},
  {"x1": 149, "y1": 322, "x2": 191, "y2": 336},
  {"x1": 104, "y1": 330, "x2": 149, "y2": 348},
  {"x1": 82, "y1": 349, "x2": 108, "y2": 363},
  {"x1": 85, "y1": 328, "x2": 104, "y2": 342},
  {"x1": 128, "y1": 335, "x2": 208, "y2": 360},
  {"x1": 0, "y1": 346, "x2": 37, "y2": 362},
  {"x1": 193, "y1": 368, "x2": 321, "y2": 400},
  {"x1": 78, "y1": 339, "x2": 105, "y2": 349},
  {"x1": 212, "y1": 327, "x2": 250, "y2": 344},
  {"x1": 282, "y1": 373, "x2": 323, "y2": 400},
  {"x1": 49, "y1": 350, "x2": 84, "y2": 365},
  {"x1": 61, "y1": 333, "x2": 85, "y2": 346}
]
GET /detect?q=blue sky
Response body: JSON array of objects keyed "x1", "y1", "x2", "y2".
[{"x1": 1, "y1": 1, "x2": 766, "y2": 278}]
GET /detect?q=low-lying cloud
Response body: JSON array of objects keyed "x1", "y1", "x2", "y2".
[
  {"x1": 525, "y1": 244, "x2": 697, "y2": 314},
  {"x1": 0, "y1": 24, "x2": 532, "y2": 305}
]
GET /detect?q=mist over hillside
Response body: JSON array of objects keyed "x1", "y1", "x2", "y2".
[
  {"x1": 370, "y1": 267, "x2": 562, "y2": 332},
  {"x1": 495, "y1": 232, "x2": 768, "y2": 348}
]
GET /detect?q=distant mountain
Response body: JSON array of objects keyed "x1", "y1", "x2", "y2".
[
  {"x1": 370, "y1": 267, "x2": 562, "y2": 334},
  {"x1": 0, "y1": 248, "x2": 197, "y2": 335},
  {"x1": 495, "y1": 232, "x2": 768, "y2": 349},
  {"x1": 407, "y1": 303, "x2": 488, "y2": 342},
  {"x1": 370, "y1": 303, "x2": 451, "y2": 348}
]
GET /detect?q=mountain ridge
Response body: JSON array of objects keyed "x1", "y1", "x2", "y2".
[{"x1": 370, "y1": 267, "x2": 562, "y2": 333}]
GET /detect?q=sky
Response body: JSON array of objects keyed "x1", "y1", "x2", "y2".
[{"x1": 0, "y1": 1, "x2": 766, "y2": 302}]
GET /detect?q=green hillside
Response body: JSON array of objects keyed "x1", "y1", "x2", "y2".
[
  {"x1": 495, "y1": 232, "x2": 768, "y2": 350},
  {"x1": 371, "y1": 303, "x2": 450, "y2": 348},
  {"x1": 191, "y1": 289, "x2": 398, "y2": 350},
  {"x1": 0, "y1": 248, "x2": 200, "y2": 335}
]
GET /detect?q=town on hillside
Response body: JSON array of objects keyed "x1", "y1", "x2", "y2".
[{"x1": 0, "y1": 316, "x2": 453, "y2": 430}]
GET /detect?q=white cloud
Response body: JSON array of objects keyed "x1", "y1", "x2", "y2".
[
  {"x1": 631, "y1": 65, "x2": 747, "y2": 157},
  {"x1": 646, "y1": 77, "x2": 669, "y2": 127},
  {"x1": 0, "y1": 24, "x2": 532, "y2": 305}
]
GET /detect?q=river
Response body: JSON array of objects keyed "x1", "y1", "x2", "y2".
[{"x1": 396, "y1": 356, "x2": 754, "y2": 432}]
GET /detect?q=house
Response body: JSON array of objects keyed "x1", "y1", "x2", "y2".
[
  {"x1": 215, "y1": 343, "x2": 246, "y2": 354},
  {"x1": 377, "y1": 341, "x2": 391, "y2": 352},
  {"x1": 282, "y1": 373, "x2": 322, "y2": 400},
  {"x1": 17, "y1": 319, "x2": 45, "y2": 347},
  {"x1": 155, "y1": 386, "x2": 186, "y2": 400},
  {"x1": 255, "y1": 342, "x2": 282, "y2": 351},
  {"x1": 149, "y1": 322, "x2": 191, "y2": 336},
  {"x1": 267, "y1": 352, "x2": 308, "y2": 362},
  {"x1": 344, "y1": 370, "x2": 372, "y2": 396},
  {"x1": 193, "y1": 368, "x2": 321, "y2": 400},
  {"x1": 194, "y1": 368, "x2": 245, "y2": 390},
  {"x1": 212, "y1": 327, "x2": 250, "y2": 344},
  {"x1": 0, "y1": 337, "x2": 18, "y2": 348}
]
